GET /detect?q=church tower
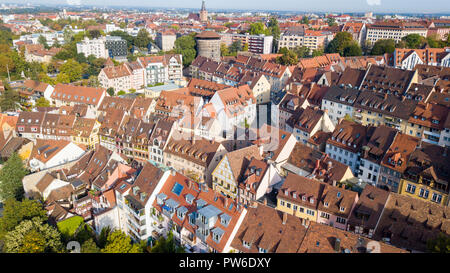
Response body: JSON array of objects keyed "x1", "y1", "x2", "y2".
[{"x1": 199, "y1": 0, "x2": 208, "y2": 22}]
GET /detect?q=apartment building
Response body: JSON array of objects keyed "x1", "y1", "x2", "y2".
[
  {"x1": 393, "y1": 48, "x2": 450, "y2": 70},
  {"x1": 325, "y1": 120, "x2": 369, "y2": 175},
  {"x1": 365, "y1": 22, "x2": 428, "y2": 44},
  {"x1": 278, "y1": 28, "x2": 333, "y2": 54},
  {"x1": 76, "y1": 37, "x2": 109, "y2": 59},
  {"x1": 398, "y1": 143, "x2": 449, "y2": 206},
  {"x1": 220, "y1": 33, "x2": 273, "y2": 54},
  {"x1": 359, "y1": 125, "x2": 398, "y2": 185},
  {"x1": 212, "y1": 145, "x2": 262, "y2": 200},
  {"x1": 138, "y1": 54, "x2": 183, "y2": 86},
  {"x1": 378, "y1": 133, "x2": 420, "y2": 193},
  {"x1": 321, "y1": 86, "x2": 360, "y2": 125}
]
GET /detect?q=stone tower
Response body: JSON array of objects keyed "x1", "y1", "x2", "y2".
[
  {"x1": 196, "y1": 31, "x2": 221, "y2": 62},
  {"x1": 199, "y1": 0, "x2": 208, "y2": 22}
]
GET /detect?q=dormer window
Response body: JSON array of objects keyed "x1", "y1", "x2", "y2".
[
  {"x1": 259, "y1": 247, "x2": 268, "y2": 253},
  {"x1": 243, "y1": 241, "x2": 251, "y2": 248},
  {"x1": 340, "y1": 206, "x2": 345, "y2": 212},
  {"x1": 302, "y1": 196, "x2": 307, "y2": 201},
  {"x1": 310, "y1": 198, "x2": 314, "y2": 204},
  {"x1": 324, "y1": 202, "x2": 329, "y2": 207}
]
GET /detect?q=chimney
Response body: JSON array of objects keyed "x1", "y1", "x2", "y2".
[
  {"x1": 263, "y1": 197, "x2": 267, "y2": 206},
  {"x1": 282, "y1": 212, "x2": 287, "y2": 225},
  {"x1": 170, "y1": 169, "x2": 176, "y2": 176},
  {"x1": 334, "y1": 238, "x2": 341, "y2": 252},
  {"x1": 56, "y1": 172, "x2": 61, "y2": 180},
  {"x1": 384, "y1": 93, "x2": 388, "y2": 100},
  {"x1": 224, "y1": 197, "x2": 229, "y2": 209}
]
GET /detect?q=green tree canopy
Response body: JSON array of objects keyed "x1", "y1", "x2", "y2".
[
  {"x1": 37, "y1": 35, "x2": 49, "y2": 49},
  {"x1": 101, "y1": 230, "x2": 142, "y2": 253},
  {"x1": 401, "y1": 34, "x2": 426, "y2": 49},
  {"x1": 276, "y1": 47, "x2": 298, "y2": 65},
  {"x1": 3, "y1": 217, "x2": 63, "y2": 253},
  {"x1": 0, "y1": 89, "x2": 21, "y2": 112},
  {"x1": 174, "y1": 34, "x2": 197, "y2": 67},
  {"x1": 81, "y1": 238, "x2": 101, "y2": 253},
  {"x1": 0, "y1": 153, "x2": 28, "y2": 200},
  {"x1": 149, "y1": 231, "x2": 185, "y2": 253},
  {"x1": 370, "y1": 39, "x2": 396, "y2": 55},
  {"x1": 59, "y1": 59, "x2": 83, "y2": 82},
  {"x1": 293, "y1": 46, "x2": 310, "y2": 58},
  {"x1": 88, "y1": 29, "x2": 101, "y2": 39},
  {"x1": 427, "y1": 233, "x2": 450, "y2": 253},
  {"x1": 248, "y1": 22, "x2": 270, "y2": 36},
  {"x1": 0, "y1": 199, "x2": 47, "y2": 239},
  {"x1": 34, "y1": 97, "x2": 50, "y2": 108},
  {"x1": 325, "y1": 32, "x2": 362, "y2": 57},
  {"x1": 327, "y1": 18, "x2": 337, "y2": 27},
  {"x1": 300, "y1": 16, "x2": 310, "y2": 25},
  {"x1": 135, "y1": 29, "x2": 152, "y2": 49}
]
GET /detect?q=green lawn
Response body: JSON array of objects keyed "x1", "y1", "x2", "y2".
[{"x1": 57, "y1": 216, "x2": 84, "y2": 237}]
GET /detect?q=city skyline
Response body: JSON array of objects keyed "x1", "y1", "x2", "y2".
[{"x1": 3, "y1": 0, "x2": 450, "y2": 14}]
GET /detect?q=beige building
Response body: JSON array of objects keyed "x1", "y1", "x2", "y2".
[
  {"x1": 196, "y1": 31, "x2": 221, "y2": 62},
  {"x1": 365, "y1": 22, "x2": 428, "y2": 44}
]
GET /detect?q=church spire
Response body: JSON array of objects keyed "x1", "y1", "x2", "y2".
[{"x1": 201, "y1": 0, "x2": 206, "y2": 11}]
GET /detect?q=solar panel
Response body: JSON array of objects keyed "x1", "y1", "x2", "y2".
[{"x1": 171, "y1": 182, "x2": 184, "y2": 196}]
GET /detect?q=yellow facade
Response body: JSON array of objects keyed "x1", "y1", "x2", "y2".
[
  {"x1": 355, "y1": 109, "x2": 408, "y2": 133},
  {"x1": 72, "y1": 120, "x2": 100, "y2": 150},
  {"x1": 276, "y1": 197, "x2": 318, "y2": 222},
  {"x1": 399, "y1": 178, "x2": 448, "y2": 206},
  {"x1": 211, "y1": 157, "x2": 238, "y2": 199}
]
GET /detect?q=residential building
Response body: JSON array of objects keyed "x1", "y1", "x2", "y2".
[
  {"x1": 347, "y1": 185, "x2": 390, "y2": 238},
  {"x1": 378, "y1": 133, "x2": 420, "y2": 193},
  {"x1": 277, "y1": 173, "x2": 324, "y2": 224},
  {"x1": 316, "y1": 185, "x2": 359, "y2": 230},
  {"x1": 282, "y1": 142, "x2": 354, "y2": 185},
  {"x1": 399, "y1": 143, "x2": 449, "y2": 206},
  {"x1": 76, "y1": 37, "x2": 109, "y2": 59},
  {"x1": 164, "y1": 135, "x2": 227, "y2": 186},
  {"x1": 151, "y1": 171, "x2": 247, "y2": 253},
  {"x1": 286, "y1": 106, "x2": 335, "y2": 145},
  {"x1": 220, "y1": 33, "x2": 273, "y2": 54},
  {"x1": 325, "y1": 120, "x2": 370, "y2": 175},
  {"x1": 321, "y1": 86, "x2": 360, "y2": 125},
  {"x1": 393, "y1": 48, "x2": 450, "y2": 70},
  {"x1": 365, "y1": 22, "x2": 428, "y2": 44},
  {"x1": 28, "y1": 139, "x2": 86, "y2": 172},
  {"x1": 359, "y1": 125, "x2": 398, "y2": 185},
  {"x1": 405, "y1": 102, "x2": 448, "y2": 145},
  {"x1": 212, "y1": 145, "x2": 262, "y2": 200},
  {"x1": 138, "y1": 54, "x2": 183, "y2": 86}
]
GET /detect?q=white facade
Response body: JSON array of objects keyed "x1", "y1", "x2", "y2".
[
  {"x1": 28, "y1": 143, "x2": 86, "y2": 172},
  {"x1": 358, "y1": 158, "x2": 381, "y2": 186},
  {"x1": 321, "y1": 99, "x2": 354, "y2": 126},
  {"x1": 325, "y1": 143, "x2": 360, "y2": 175},
  {"x1": 76, "y1": 37, "x2": 109, "y2": 59}
]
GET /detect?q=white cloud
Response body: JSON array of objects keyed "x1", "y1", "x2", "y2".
[
  {"x1": 66, "y1": 0, "x2": 82, "y2": 5},
  {"x1": 367, "y1": 0, "x2": 381, "y2": 6}
]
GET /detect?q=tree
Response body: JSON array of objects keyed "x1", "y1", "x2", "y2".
[
  {"x1": 220, "y1": 43, "x2": 230, "y2": 56},
  {"x1": 135, "y1": 29, "x2": 151, "y2": 49},
  {"x1": 268, "y1": 17, "x2": 281, "y2": 51},
  {"x1": 81, "y1": 238, "x2": 101, "y2": 253},
  {"x1": 427, "y1": 233, "x2": 450, "y2": 253},
  {"x1": 325, "y1": 32, "x2": 361, "y2": 56},
  {"x1": 101, "y1": 230, "x2": 142, "y2": 253},
  {"x1": 0, "y1": 199, "x2": 47, "y2": 240},
  {"x1": 107, "y1": 87, "x2": 115, "y2": 96},
  {"x1": 401, "y1": 34, "x2": 426, "y2": 49},
  {"x1": 59, "y1": 59, "x2": 83, "y2": 82},
  {"x1": 0, "y1": 89, "x2": 21, "y2": 112},
  {"x1": 56, "y1": 73, "x2": 71, "y2": 84},
  {"x1": 343, "y1": 43, "x2": 363, "y2": 56},
  {"x1": 88, "y1": 29, "x2": 101, "y2": 39},
  {"x1": 312, "y1": 47, "x2": 324, "y2": 57},
  {"x1": 276, "y1": 47, "x2": 298, "y2": 65},
  {"x1": 327, "y1": 18, "x2": 337, "y2": 27},
  {"x1": 87, "y1": 75, "x2": 100, "y2": 87},
  {"x1": 293, "y1": 46, "x2": 310, "y2": 58},
  {"x1": 97, "y1": 226, "x2": 111, "y2": 249},
  {"x1": 229, "y1": 40, "x2": 243, "y2": 55},
  {"x1": 174, "y1": 34, "x2": 197, "y2": 67},
  {"x1": 34, "y1": 97, "x2": 50, "y2": 108},
  {"x1": 149, "y1": 231, "x2": 185, "y2": 253},
  {"x1": 38, "y1": 35, "x2": 49, "y2": 49},
  {"x1": 0, "y1": 153, "x2": 28, "y2": 201},
  {"x1": 300, "y1": 16, "x2": 310, "y2": 25},
  {"x1": 3, "y1": 217, "x2": 63, "y2": 253},
  {"x1": 370, "y1": 39, "x2": 396, "y2": 55},
  {"x1": 248, "y1": 22, "x2": 270, "y2": 35}
]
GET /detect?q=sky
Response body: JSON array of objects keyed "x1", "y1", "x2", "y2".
[{"x1": 6, "y1": 0, "x2": 450, "y2": 14}]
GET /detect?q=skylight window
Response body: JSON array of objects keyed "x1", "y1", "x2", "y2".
[{"x1": 171, "y1": 182, "x2": 184, "y2": 196}]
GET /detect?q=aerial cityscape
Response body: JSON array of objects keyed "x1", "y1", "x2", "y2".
[{"x1": 0, "y1": 0, "x2": 449, "y2": 257}]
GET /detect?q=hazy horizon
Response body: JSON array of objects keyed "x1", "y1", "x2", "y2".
[{"x1": 2, "y1": 0, "x2": 450, "y2": 14}]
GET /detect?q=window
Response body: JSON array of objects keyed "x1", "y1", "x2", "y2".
[
  {"x1": 243, "y1": 241, "x2": 251, "y2": 248},
  {"x1": 431, "y1": 193, "x2": 442, "y2": 204},
  {"x1": 336, "y1": 217, "x2": 346, "y2": 224},
  {"x1": 258, "y1": 247, "x2": 267, "y2": 253},
  {"x1": 306, "y1": 209, "x2": 315, "y2": 216},
  {"x1": 406, "y1": 184, "x2": 416, "y2": 194},
  {"x1": 321, "y1": 212, "x2": 330, "y2": 219},
  {"x1": 419, "y1": 188, "x2": 429, "y2": 199}
]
